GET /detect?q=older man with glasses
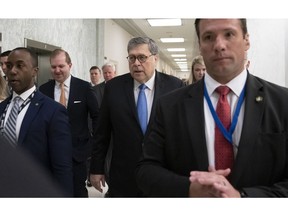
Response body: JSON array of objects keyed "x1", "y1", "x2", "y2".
[{"x1": 89, "y1": 36, "x2": 185, "y2": 197}]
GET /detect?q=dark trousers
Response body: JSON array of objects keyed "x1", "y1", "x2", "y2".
[{"x1": 73, "y1": 160, "x2": 88, "y2": 197}]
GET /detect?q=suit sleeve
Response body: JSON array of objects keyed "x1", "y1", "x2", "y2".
[
  {"x1": 48, "y1": 104, "x2": 74, "y2": 196},
  {"x1": 136, "y1": 97, "x2": 190, "y2": 197},
  {"x1": 90, "y1": 83, "x2": 112, "y2": 174},
  {"x1": 87, "y1": 85, "x2": 100, "y2": 136}
]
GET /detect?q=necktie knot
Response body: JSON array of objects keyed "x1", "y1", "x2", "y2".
[
  {"x1": 216, "y1": 86, "x2": 230, "y2": 96},
  {"x1": 139, "y1": 84, "x2": 147, "y2": 91},
  {"x1": 14, "y1": 96, "x2": 21, "y2": 103}
]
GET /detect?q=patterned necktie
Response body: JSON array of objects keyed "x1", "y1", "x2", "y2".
[
  {"x1": 59, "y1": 83, "x2": 66, "y2": 107},
  {"x1": 137, "y1": 84, "x2": 148, "y2": 134},
  {"x1": 214, "y1": 86, "x2": 234, "y2": 170},
  {"x1": 3, "y1": 96, "x2": 21, "y2": 147}
]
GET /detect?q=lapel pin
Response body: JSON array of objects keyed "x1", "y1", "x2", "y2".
[
  {"x1": 255, "y1": 96, "x2": 263, "y2": 102},
  {"x1": 35, "y1": 103, "x2": 39, "y2": 106}
]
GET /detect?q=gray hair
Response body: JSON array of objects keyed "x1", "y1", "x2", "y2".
[
  {"x1": 102, "y1": 62, "x2": 116, "y2": 72},
  {"x1": 127, "y1": 36, "x2": 159, "y2": 55}
]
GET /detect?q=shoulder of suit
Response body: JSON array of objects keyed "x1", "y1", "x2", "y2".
[
  {"x1": 71, "y1": 76, "x2": 90, "y2": 85},
  {"x1": 106, "y1": 73, "x2": 132, "y2": 85},
  {"x1": 157, "y1": 71, "x2": 184, "y2": 84},
  {"x1": 34, "y1": 91, "x2": 64, "y2": 107},
  {"x1": 39, "y1": 79, "x2": 55, "y2": 89}
]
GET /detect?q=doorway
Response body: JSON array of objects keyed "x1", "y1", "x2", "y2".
[{"x1": 24, "y1": 38, "x2": 60, "y2": 87}]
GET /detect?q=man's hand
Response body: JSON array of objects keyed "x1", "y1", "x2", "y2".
[
  {"x1": 189, "y1": 166, "x2": 240, "y2": 197},
  {"x1": 90, "y1": 174, "x2": 106, "y2": 193}
]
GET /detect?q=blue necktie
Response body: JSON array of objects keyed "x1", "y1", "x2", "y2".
[
  {"x1": 3, "y1": 96, "x2": 21, "y2": 147},
  {"x1": 137, "y1": 84, "x2": 148, "y2": 134}
]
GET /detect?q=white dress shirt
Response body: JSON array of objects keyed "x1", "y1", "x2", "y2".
[
  {"x1": 4, "y1": 85, "x2": 36, "y2": 140},
  {"x1": 204, "y1": 70, "x2": 247, "y2": 167},
  {"x1": 54, "y1": 75, "x2": 71, "y2": 106},
  {"x1": 134, "y1": 71, "x2": 156, "y2": 122}
]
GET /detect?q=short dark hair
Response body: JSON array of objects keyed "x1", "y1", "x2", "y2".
[
  {"x1": 194, "y1": 19, "x2": 248, "y2": 39},
  {"x1": 0, "y1": 50, "x2": 12, "y2": 57},
  {"x1": 90, "y1": 66, "x2": 101, "y2": 73},
  {"x1": 11, "y1": 47, "x2": 38, "y2": 67}
]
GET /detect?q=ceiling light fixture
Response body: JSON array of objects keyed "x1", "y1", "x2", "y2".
[
  {"x1": 176, "y1": 62, "x2": 188, "y2": 65},
  {"x1": 174, "y1": 58, "x2": 187, "y2": 61},
  {"x1": 147, "y1": 19, "x2": 182, "y2": 27},
  {"x1": 171, "y1": 54, "x2": 186, "y2": 57},
  {"x1": 167, "y1": 48, "x2": 185, "y2": 52},
  {"x1": 160, "y1": 38, "x2": 184, "y2": 43}
]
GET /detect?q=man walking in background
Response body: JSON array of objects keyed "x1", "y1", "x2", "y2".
[
  {"x1": 89, "y1": 36, "x2": 184, "y2": 197},
  {"x1": 39, "y1": 49, "x2": 99, "y2": 197}
]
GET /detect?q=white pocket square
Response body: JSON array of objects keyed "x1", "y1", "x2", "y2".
[{"x1": 73, "y1": 101, "x2": 82, "y2": 104}]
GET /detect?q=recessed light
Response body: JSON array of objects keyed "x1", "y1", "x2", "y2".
[
  {"x1": 177, "y1": 65, "x2": 188, "y2": 69},
  {"x1": 167, "y1": 48, "x2": 185, "y2": 52},
  {"x1": 176, "y1": 62, "x2": 188, "y2": 65},
  {"x1": 171, "y1": 54, "x2": 186, "y2": 57},
  {"x1": 174, "y1": 58, "x2": 187, "y2": 61},
  {"x1": 160, "y1": 38, "x2": 184, "y2": 43},
  {"x1": 147, "y1": 19, "x2": 182, "y2": 27}
]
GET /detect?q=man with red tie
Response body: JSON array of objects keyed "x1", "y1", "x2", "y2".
[{"x1": 136, "y1": 19, "x2": 288, "y2": 197}]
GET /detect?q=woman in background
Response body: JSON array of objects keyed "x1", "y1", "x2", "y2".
[
  {"x1": 0, "y1": 75, "x2": 9, "y2": 102},
  {"x1": 186, "y1": 55, "x2": 206, "y2": 85}
]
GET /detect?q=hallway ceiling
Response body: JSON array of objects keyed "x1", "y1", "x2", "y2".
[{"x1": 113, "y1": 19, "x2": 199, "y2": 74}]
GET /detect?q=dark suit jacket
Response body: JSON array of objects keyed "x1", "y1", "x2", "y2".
[
  {"x1": 90, "y1": 71, "x2": 184, "y2": 197},
  {"x1": 0, "y1": 90, "x2": 73, "y2": 196},
  {"x1": 93, "y1": 81, "x2": 105, "y2": 107},
  {"x1": 39, "y1": 76, "x2": 99, "y2": 162},
  {"x1": 0, "y1": 136, "x2": 66, "y2": 197},
  {"x1": 136, "y1": 73, "x2": 288, "y2": 197}
]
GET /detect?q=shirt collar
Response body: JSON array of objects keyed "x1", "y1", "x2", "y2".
[
  {"x1": 56, "y1": 75, "x2": 71, "y2": 88},
  {"x1": 204, "y1": 69, "x2": 247, "y2": 97},
  {"x1": 12, "y1": 85, "x2": 36, "y2": 101},
  {"x1": 134, "y1": 70, "x2": 156, "y2": 91}
]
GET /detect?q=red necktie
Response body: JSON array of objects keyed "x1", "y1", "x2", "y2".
[{"x1": 215, "y1": 86, "x2": 234, "y2": 170}]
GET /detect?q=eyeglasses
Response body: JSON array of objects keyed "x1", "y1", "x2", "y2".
[{"x1": 126, "y1": 54, "x2": 154, "y2": 63}]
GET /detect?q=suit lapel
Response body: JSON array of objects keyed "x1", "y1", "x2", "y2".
[
  {"x1": 151, "y1": 72, "x2": 166, "y2": 114},
  {"x1": 184, "y1": 81, "x2": 209, "y2": 170},
  {"x1": 67, "y1": 76, "x2": 75, "y2": 109},
  {"x1": 148, "y1": 72, "x2": 162, "y2": 128},
  {"x1": 230, "y1": 74, "x2": 265, "y2": 184},
  {"x1": 123, "y1": 75, "x2": 138, "y2": 123},
  {"x1": 100, "y1": 82, "x2": 105, "y2": 96},
  {"x1": 18, "y1": 91, "x2": 43, "y2": 145},
  {"x1": 46, "y1": 80, "x2": 56, "y2": 99}
]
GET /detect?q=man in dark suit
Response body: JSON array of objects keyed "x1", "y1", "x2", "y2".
[
  {"x1": 0, "y1": 136, "x2": 67, "y2": 197},
  {"x1": 136, "y1": 19, "x2": 288, "y2": 197},
  {"x1": 89, "y1": 65, "x2": 101, "y2": 86},
  {"x1": 0, "y1": 47, "x2": 73, "y2": 196},
  {"x1": 39, "y1": 49, "x2": 99, "y2": 197},
  {"x1": 93, "y1": 62, "x2": 117, "y2": 107},
  {"x1": 89, "y1": 36, "x2": 184, "y2": 197},
  {"x1": 88, "y1": 62, "x2": 116, "y2": 189}
]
